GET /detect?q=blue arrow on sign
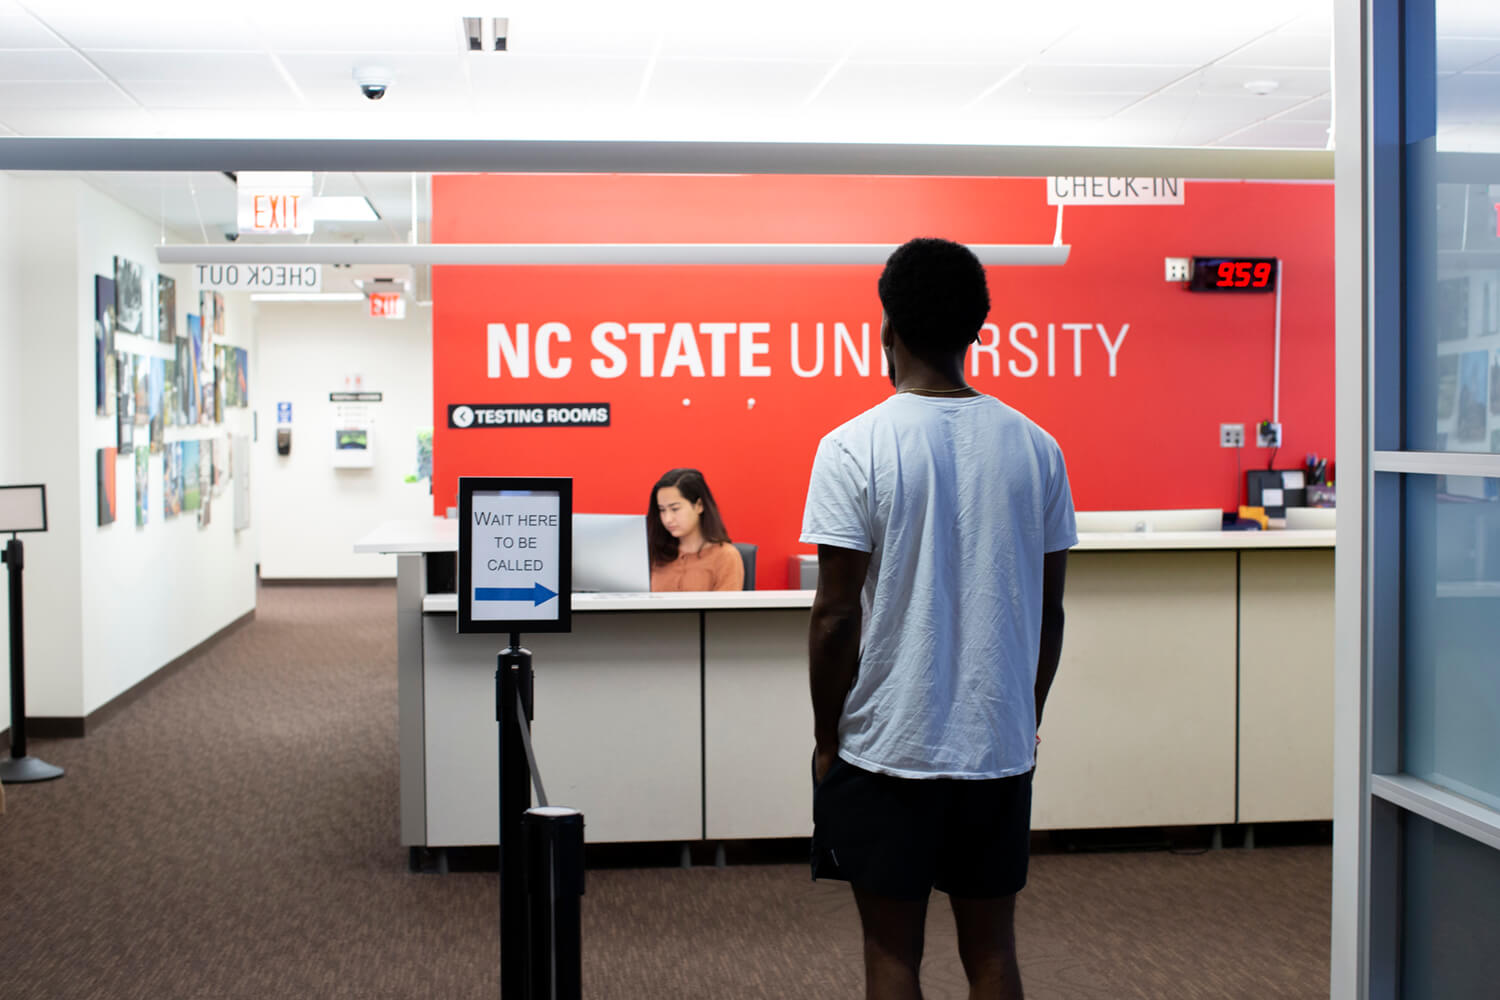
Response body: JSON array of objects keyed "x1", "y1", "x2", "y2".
[{"x1": 475, "y1": 583, "x2": 558, "y2": 606}]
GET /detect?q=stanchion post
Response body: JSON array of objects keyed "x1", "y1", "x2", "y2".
[
  {"x1": 5, "y1": 537, "x2": 26, "y2": 760},
  {"x1": 499, "y1": 634, "x2": 533, "y2": 1000},
  {"x1": 1, "y1": 534, "x2": 63, "y2": 784},
  {"x1": 524, "y1": 807, "x2": 585, "y2": 1000}
]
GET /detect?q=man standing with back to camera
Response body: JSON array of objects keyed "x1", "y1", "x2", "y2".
[{"x1": 802, "y1": 238, "x2": 1075, "y2": 1000}]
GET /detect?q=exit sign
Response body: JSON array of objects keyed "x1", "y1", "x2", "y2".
[
  {"x1": 236, "y1": 171, "x2": 314, "y2": 235},
  {"x1": 369, "y1": 292, "x2": 406, "y2": 319}
]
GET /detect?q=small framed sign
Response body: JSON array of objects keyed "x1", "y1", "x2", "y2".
[
  {"x1": 457, "y1": 476, "x2": 572, "y2": 634},
  {"x1": 0, "y1": 484, "x2": 48, "y2": 534}
]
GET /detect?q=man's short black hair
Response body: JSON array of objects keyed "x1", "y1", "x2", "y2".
[{"x1": 877, "y1": 238, "x2": 991, "y2": 362}]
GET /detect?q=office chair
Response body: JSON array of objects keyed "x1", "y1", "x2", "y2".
[{"x1": 731, "y1": 542, "x2": 757, "y2": 591}]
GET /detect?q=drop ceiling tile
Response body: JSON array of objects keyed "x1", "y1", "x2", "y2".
[
  {"x1": 971, "y1": 81, "x2": 1142, "y2": 120},
  {"x1": 1113, "y1": 90, "x2": 1304, "y2": 124},
  {"x1": 1276, "y1": 94, "x2": 1333, "y2": 123},
  {"x1": 503, "y1": 18, "x2": 657, "y2": 59},
  {"x1": 1438, "y1": 3, "x2": 1500, "y2": 37},
  {"x1": 810, "y1": 61, "x2": 1012, "y2": 112},
  {"x1": 1031, "y1": 27, "x2": 1251, "y2": 67},
  {"x1": 848, "y1": 25, "x2": 1060, "y2": 65},
  {"x1": 0, "y1": 49, "x2": 102, "y2": 81},
  {"x1": 0, "y1": 13, "x2": 64, "y2": 47},
  {"x1": 26, "y1": 5, "x2": 260, "y2": 50},
  {"x1": 645, "y1": 58, "x2": 833, "y2": 112},
  {"x1": 1437, "y1": 123, "x2": 1500, "y2": 154},
  {"x1": 0, "y1": 106, "x2": 156, "y2": 134},
  {"x1": 124, "y1": 79, "x2": 304, "y2": 110},
  {"x1": 0, "y1": 79, "x2": 135, "y2": 109},
  {"x1": 1218, "y1": 31, "x2": 1331, "y2": 68},
  {"x1": 86, "y1": 51, "x2": 285, "y2": 85},
  {"x1": 656, "y1": 23, "x2": 846, "y2": 62},
  {"x1": 252, "y1": 16, "x2": 461, "y2": 52},
  {"x1": 466, "y1": 54, "x2": 647, "y2": 109},
  {"x1": 1435, "y1": 36, "x2": 1500, "y2": 72},
  {"x1": 1279, "y1": 6, "x2": 1334, "y2": 34},
  {"x1": 1439, "y1": 71, "x2": 1500, "y2": 120},
  {"x1": 1020, "y1": 64, "x2": 1196, "y2": 94},
  {"x1": 276, "y1": 52, "x2": 468, "y2": 109},
  {"x1": 1214, "y1": 119, "x2": 1333, "y2": 148},
  {"x1": 1163, "y1": 65, "x2": 1331, "y2": 100}
]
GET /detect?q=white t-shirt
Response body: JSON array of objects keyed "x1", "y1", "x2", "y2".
[{"x1": 800, "y1": 392, "x2": 1077, "y2": 779}]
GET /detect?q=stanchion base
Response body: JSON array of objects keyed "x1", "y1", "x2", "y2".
[{"x1": 0, "y1": 755, "x2": 64, "y2": 783}]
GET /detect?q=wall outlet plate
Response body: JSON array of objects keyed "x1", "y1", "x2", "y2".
[
  {"x1": 1220, "y1": 423, "x2": 1245, "y2": 448},
  {"x1": 1165, "y1": 257, "x2": 1191, "y2": 282},
  {"x1": 1257, "y1": 421, "x2": 1282, "y2": 448}
]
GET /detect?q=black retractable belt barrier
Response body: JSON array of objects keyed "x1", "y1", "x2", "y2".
[
  {"x1": 2, "y1": 536, "x2": 63, "y2": 784},
  {"x1": 523, "y1": 808, "x2": 585, "y2": 1000},
  {"x1": 499, "y1": 636, "x2": 532, "y2": 1000}
]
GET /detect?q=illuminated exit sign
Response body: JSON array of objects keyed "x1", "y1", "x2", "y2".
[
  {"x1": 369, "y1": 292, "x2": 406, "y2": 319},
  {"x1": 236, "y1": 171, "x2": 314, "y2": 235}
]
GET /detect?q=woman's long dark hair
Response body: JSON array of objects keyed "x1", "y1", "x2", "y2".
[{"x1": 647, "y1": 468, "x2": 731, "y2": 567}]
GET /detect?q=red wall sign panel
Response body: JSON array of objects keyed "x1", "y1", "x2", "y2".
[{"x1": 432, "y1": 175, "x2": 1334, "y2": 588}]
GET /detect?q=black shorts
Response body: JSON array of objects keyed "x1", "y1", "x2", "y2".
[{"x1": 811, "y1": 754, "x2": 1033, "y2": 902}]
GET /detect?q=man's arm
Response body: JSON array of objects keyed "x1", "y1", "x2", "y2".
[
  {"x1": 809, "y1": 543, "x2": 871, "y2": 781},
  {"x1": 1034, "y1": 549, "x2": 1068, "y2": 727}
]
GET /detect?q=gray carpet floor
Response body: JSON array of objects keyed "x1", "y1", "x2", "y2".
[{"x1": 0, "y1": 583, "x2": 1331, "y2": 999}]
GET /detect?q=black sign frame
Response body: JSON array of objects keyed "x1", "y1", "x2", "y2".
[
  {"x1": 457, "y1": 476, "x2": 572, "y2": 635},
  {"x1": 0, "y1": 483, "x2": 48, "y2": 534}
]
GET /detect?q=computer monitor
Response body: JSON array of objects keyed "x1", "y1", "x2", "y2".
[{"x1": 572, "y1": 514, "x2": 651, "y2": 593}]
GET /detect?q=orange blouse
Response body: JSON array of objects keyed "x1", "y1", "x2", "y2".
[{"x1": 650, "y1": 542, "x2": 745, "y2": 592}]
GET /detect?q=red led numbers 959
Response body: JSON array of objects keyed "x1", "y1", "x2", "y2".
[{"x1": 1187, "y1": 256, "x2": 1278, "y2": 293}]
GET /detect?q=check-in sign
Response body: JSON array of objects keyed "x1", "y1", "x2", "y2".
[
  {"x1": 1047, "y1": 177, "x2": 1185, "y2": 205},
  {"x1": 458, "y1": 476, "x2": 573, "y2": 634}
]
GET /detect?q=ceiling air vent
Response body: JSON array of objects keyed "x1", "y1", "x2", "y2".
[{"x1": 463, "y1": 16, "x2": 509, "y2": 52}]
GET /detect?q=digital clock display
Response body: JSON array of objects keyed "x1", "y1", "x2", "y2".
[{"x1": 1188, "y1": 256, "x2": 1278, "y2": 292}]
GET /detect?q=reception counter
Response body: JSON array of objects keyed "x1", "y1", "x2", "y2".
[{"x1": 356, "y1": 519, "x2": 1335, "y2": 848}]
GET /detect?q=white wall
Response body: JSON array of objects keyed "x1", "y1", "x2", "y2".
[
  {"x1": 75, "y1": 182, "x2": 258, "y2": 715},
  {"x1": 253, "y1": 301, "x2": 432, "y2": 578},
  {"x1": 3, "y1": 176, "x2": 85, "y2": 720},
  {"x1": 0, "y1": 174, "x2": 257, "y2": 723},
  {"x1": 0, "y1": 171, "x2": 20, "y2": 732}
]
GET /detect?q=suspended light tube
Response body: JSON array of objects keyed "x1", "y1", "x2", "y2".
[{"x1": 157, "y1": 242, "x2": 1070, "y2": 267}]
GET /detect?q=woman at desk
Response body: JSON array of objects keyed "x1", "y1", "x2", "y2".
[{"x1": 648, "y1": 468, "x2": 744, "y2": 591}]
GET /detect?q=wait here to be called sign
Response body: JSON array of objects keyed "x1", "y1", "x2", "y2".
[{"x1": 461, "y1": 482, "x2": 571, "y2": 632}]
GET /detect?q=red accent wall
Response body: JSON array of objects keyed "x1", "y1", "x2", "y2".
[{"x1": 432, "y1": 175, "x2": 1334, "y2": 588}]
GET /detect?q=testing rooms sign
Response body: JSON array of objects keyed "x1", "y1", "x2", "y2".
[{"x1": 457, "y1": 476, "x2": 572, "y2": 634}]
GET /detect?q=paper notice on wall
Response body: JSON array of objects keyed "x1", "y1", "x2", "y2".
[
  {"x1": 1263, "y1": 488, "x2": 1285, "y2": 507},
  {"x1": 1281, "y1": 471, "x2": 1306, "y2": 489}
]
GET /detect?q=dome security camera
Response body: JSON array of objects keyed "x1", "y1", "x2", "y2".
[{"x1": 353, "y1": 66, "x2": 393, "y2": 101}]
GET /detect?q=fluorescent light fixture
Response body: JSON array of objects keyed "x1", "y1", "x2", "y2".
[
  {"x1": 309, "y1": 196, "x2": 379, "y2": 223},
  {"x1": 165, "y1": 243, "x2": 1071, "y2": 267},
  {"x1": 250, "y1": 292, "x2": 366, "y2": 302}
]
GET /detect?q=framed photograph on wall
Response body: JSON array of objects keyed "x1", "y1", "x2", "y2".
[
  {"x1": 181, "y1": 440, "x2": 201, "y2": 511},
  {"x1": 163, "y1": 441, "x2": 181, "y2": 519},
  {"x1": 95, "y1": 274, "x2": 116, "y2": 415},
  {"x1": 114, "y1": 255, "x2": 145, "y2": 337},
  {"x1": 157, "y1": 274, "x2": 176, "y2": 343},
  {"x1": 134, "y1": 447, "x2": 148, "y2": 527},
  {"x1": 97, "y1": 447, "x2": 117, "y2": 526}
]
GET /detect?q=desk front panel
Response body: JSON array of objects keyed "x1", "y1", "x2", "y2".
[{"x1": 422, "y1": 612, "x2": 702, "y2": 845}]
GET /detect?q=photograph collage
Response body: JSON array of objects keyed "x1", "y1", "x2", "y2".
[{"x1": 94, "y1": 254, "x2": 250, "y2": 529}]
